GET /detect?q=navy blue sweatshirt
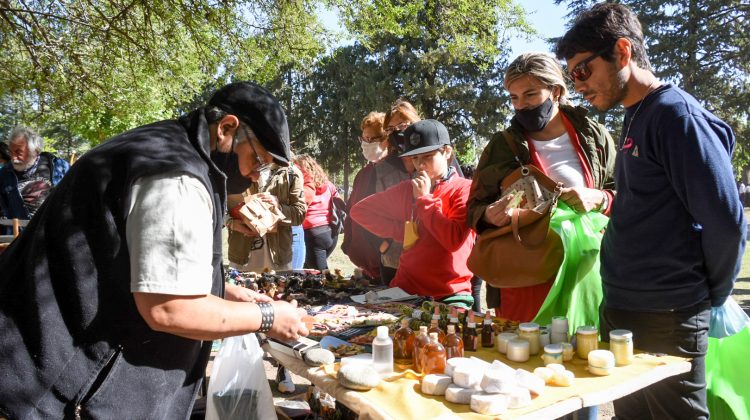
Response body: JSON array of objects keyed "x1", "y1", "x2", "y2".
[{"x1": 601, "y1": 84, "x2": 745, "y2": 311}]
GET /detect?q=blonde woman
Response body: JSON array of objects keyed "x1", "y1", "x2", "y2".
[
  {"x1": 293, "y1": 154, "x2": 340, "y2": 270},
  {"x1": 467, "y1": 52, "x2": 616, "y2": 322}
]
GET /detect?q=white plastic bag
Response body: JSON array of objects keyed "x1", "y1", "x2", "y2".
[
  {"x1": 709, "y1": 298, "x2": 750, "y2": 339},
  {"x1": 206, "y1": 334, "x2": 277, "y2": 420}
]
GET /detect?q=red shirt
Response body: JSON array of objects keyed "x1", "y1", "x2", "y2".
[
  {"x1": 351, "y1": 173, "x2": 476, "y2": 299},
  {"x1": 303, "y1": 181, "x2": 334, "y2": 230}
]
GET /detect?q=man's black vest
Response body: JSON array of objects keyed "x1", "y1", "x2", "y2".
[{"x1": 0, "y1": 109, "x2": 226, "y2": 419}]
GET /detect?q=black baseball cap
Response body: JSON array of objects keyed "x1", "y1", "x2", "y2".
[
  {"x1": 399, "y1": 119, "x2": 451, "y2": 158},
  {"x1": 208, "y1": 81, "x2": 291, "y2": 166}
]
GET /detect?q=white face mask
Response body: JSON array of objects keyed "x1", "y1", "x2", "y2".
[{"x1": 361, "y1": 141, "x2": 387, "y2": 163}]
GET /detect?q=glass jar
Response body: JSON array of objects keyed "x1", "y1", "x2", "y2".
[
  {"x1": 609, "y1": 329, "x2": 634, "y2": 366},
  {"x1": 575, "y1": 326, "x2": 599, "y2": 359},
  {"x1": 518, "y1": 322, "x2": 541, "y2": 355},
  {"x1": 541, "y1": 343, "x2": 563, "y2": 366}
]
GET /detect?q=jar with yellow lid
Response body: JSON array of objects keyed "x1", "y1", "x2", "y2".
[
  {"x1": 609, "y1": 329, "x2": 634, "y2": 366},
  {"x1": 575, "y1": 326, "x2": 598, "y2": 359}
]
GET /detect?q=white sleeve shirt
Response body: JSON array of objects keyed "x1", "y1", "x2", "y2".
[{"x1": 126, "y1": 172, "x2": 214, "y2": 295}]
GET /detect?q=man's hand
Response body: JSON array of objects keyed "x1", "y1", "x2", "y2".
[
  {"x1": 267, "y1": 299, "x2": 310, "y2": 342},
  {"x1": 560, "y1": 187, "x2": 605, "y2": 213},
  {"x1": 411, "y1": 171, "x2": 431, "y2": 198},
  {"x1": 224, "y1": 283, "x2": 273, "y2": 303},
  {"x1": 483, "y1": 194, "x2": 515, "y2": 227}
]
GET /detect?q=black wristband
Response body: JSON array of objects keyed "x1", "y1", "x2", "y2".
[{"x1": 257, "y1": 302, "x2": 275, "y2": 333}]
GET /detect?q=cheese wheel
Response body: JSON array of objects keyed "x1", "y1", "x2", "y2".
[
  {"x1": 445, "y1": 385, "x2": 479, "y2": 404},
  {"x1": 470, "y1": 392, "x2": 509, "y2": 415},
  {"x1": 515, "y1": 369, "x2": 545, "y2": 395},
  {"x1": 453, "y1": 364, "x2": 482, "y2": 389},
  {"x1": 421, "y1": 374, "x2": 453, "y2": 396},
  {"x1": 506, "y1": 386, "x2": 532, "y2": 408},
  {"x1": 480, "y1": 369, "x2": 516, "y2": 394},
  {"x1": 588, "y1": 350, "x2": 616, "y2": 369},
  {"x1": 490, "y1": 360, "x2": 517, "y2": 377},
  {"x1": 445, "y1": 357, "x2": 473, "y2": 377},
  {"x1": 551, "y1": 369, "x2": 575, "y2": 387}
]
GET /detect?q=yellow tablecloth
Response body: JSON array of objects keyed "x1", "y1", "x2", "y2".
[{"x1": 268, "y1": 342, "x2": 691, "y2": 420}]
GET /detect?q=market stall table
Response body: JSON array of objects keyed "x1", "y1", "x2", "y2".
[{"x1": 266, "y1": 341, "x2": 691, "y2": 420}]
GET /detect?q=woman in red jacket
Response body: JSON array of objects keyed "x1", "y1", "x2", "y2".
[
  {"x1": 351, "y1": 120, "x2": 476, "y2": 308},
  {"x1": 293, "y1": 154, "x2": 340, "y2": 270}
]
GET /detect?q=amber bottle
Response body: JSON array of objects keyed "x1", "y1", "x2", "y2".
[
  {"x1": 449, "y1": 307, "x2": 461, "y2": 336},
  {"x1": 444, "y1": 324, "x2": 464, "y2": 359},
  {"x1": 422, "y1": 332, "x2": 447, "y2": 375},
  {"x1": 481, "y1": 311, "x2": 495, "y2": 348},
  {"x1": 393, "y1": 318, "x2": 415, "y2": 367},
  {"x1": 413, "y1": 326, "x2": 430, "y2": 373},
  {"x1": 428, "y1": 318, "x2": 446, "y2": 344},
  {"x1": 463, "y1": 320, "x2": 478, "y2": 352}
]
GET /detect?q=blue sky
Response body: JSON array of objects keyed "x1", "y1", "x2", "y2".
[
  {"x1": 318, "y1": 0, "x2": 568, "y2": 58},
  {"x1": 509, "y1": 0, "x2": 568, "y2": 57}
]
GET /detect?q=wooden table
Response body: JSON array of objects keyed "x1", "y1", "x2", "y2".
[{"x1": 266, "y1": 342, "x2": 691, "y2": 420}]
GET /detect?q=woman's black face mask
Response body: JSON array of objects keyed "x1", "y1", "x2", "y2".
[{"x1": 513, "y1": 97, "x2": 555, "y2": 133}]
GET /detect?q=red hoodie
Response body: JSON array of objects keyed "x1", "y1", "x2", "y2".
[{"x1": 351, "y1": 173, "x2": 475, "y2": 299}]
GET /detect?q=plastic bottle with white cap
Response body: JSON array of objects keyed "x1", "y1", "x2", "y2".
[{"x1": 372, "y1": 325, "x2": 394, "y2": 376}]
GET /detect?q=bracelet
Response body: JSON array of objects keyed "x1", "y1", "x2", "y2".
[
  {"x1": 257, "y1": 302, "x2": 275, "y2": 333},
  {"x1": 597, "y1": 191, "x2": 610, "y2": 212}
]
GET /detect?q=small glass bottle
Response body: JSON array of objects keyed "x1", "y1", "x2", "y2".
[
  {"x1": 517, "y1": 322, "x2": 541, "y2": 355},
  {"x1": 372, "y1": 325, "x2": 394, "y2": 376},
  {"x1": 481, "y1": 311, "x2": 495, "y2": 348},
  {"x1": 428, "y1": 318, "x2": 446, "y2": 345},
  {"x1": 413, "y1": 326, "x2": 430, "y2": 373},
  {"x1": 449, "y1": 307, "x2": 461, "y2": 336},
  {"x1": 463, "y1": 320, "x2": 478, "y2": 352},
  {"x1": 576, "y1": 326, "x2": 599, "y2": 359},
  {"x1": 541, "y1": 343, "x2": 564, "y2": 366},
  {"x1": 393, "y1": 318, "x2": 415, "y2": 367},
  {"x1": 444, "y1": 324, "x2": 464, "y2": 359},
  {"x1": 422, "y1": 332, "x2": 447, "y2": 375},
  {"x1": 609, "y1": 329, "x2": 634, "y2": 366}
]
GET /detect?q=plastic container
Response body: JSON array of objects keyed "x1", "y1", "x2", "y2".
[
  {"x1": 496, "y1": 332, "x2": 518, "y2": 354},
  {"x1": 506, "y1": 339, "x2": 530, "y2": 362},
  {"x1": 372, "y1": 325, "x2": 394, "y2": 376}
]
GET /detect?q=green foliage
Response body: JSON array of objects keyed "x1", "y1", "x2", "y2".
[{"x1": 0, "y1": 0, "x2": 329, "y2": 145}]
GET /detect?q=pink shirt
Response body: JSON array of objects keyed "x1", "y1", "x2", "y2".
[{"x1": 303, "y1": 182, "x2": 334, "y2": 229}]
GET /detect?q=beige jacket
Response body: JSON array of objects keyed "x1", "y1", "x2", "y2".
[{"x1": 228, "y1": 164, "x2": 306, "y2": 267}]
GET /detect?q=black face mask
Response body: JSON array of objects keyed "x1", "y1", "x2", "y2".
[
  {"x1": 513, "y1": 97, "x2": 555, "y2": 133},
  {"x1": 210, "y1": 150, "x2": 252, "y2": 194}
]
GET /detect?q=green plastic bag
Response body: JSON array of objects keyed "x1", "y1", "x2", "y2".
[
  {"x1": 706, "y1": 324, "x2": 750, "y2": 420},
  {"x1": 533, "y1": 202, "x2": 609, "y2": 334}
]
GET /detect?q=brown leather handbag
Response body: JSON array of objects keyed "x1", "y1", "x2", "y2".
[{"x1": 467, "y1": 134, "x2": 564, "y2": 288}]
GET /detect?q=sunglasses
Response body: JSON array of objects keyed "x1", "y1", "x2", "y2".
[
  {"x1": 242, "y1": 126, "x2": 272, "y2": 173},
  {"x1": 568, "y1": 44, "x2": 614, "y2": 82},
  {"x1": 358, "y1": 135, "x2": 385, "y2": 143},
  {"x1": 384, "y1": 121, "x2": 410, "y2": 134}
]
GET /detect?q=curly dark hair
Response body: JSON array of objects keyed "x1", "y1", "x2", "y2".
[{"x1": 555, "y1": 3, "x2": 651, "y2": 72}]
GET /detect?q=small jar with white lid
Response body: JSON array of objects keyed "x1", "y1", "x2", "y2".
[
  {"x1": 541, "y1": 343, "x2": 563, "y2": 366},
  {"x1": 609, "y1": 329, "x2": 634, "y2": 366}
]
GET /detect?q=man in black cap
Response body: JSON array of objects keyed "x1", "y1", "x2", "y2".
[
  {"x1": 0, "y1": 81, "x2": 309, "y2": 419},
  {"x1": 350, "y1": 119, "x2": 477, "y2": 308}
]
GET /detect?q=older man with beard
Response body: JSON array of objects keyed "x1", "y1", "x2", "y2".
[{"x1": 0, "y1": 126, "x2": 70, "y2": 225}]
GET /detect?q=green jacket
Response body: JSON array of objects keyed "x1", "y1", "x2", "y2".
[
  {"x1": 228, "y1": 164, "x2": 306, "y2": 267},
  {"x1": 467, "y1": 104, "x2": 616, "y2": 232}
]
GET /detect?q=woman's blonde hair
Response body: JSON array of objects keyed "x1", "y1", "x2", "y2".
[
  {"x1": 384, "y1": 99, "x2": 421, "y2": 128},
  {"x1": 504, "y1": 53, "x2": 570, "y2": 105},
  {"x1": 292, "y1": 154, "x2": 329, "y2": 189},
  {"x1": 361, "y1": 111, "x2": 386, "y2": 133}
]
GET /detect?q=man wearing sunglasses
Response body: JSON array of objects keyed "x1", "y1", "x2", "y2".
[
  {"x1": 0, "y1": 82, "x2": 310, "y2": 418},
  {"x1": 557, "y1": 4, "x2": 744, "y2": 420}
]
